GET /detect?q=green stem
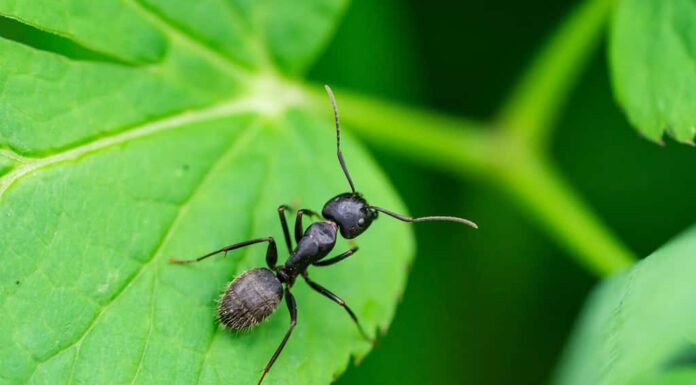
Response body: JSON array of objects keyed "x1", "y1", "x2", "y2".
[
  {"x1": 489, "y1": 142, "x2": 634, "y2": 275},
  {"x1": 304, "y1": 88, "x2": 493, "y2": 175},
  {"x1": 498, "y1": 0, "x2": 617, "y2": 147}
]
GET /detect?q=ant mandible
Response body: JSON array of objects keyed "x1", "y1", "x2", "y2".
[{"x1": 169, "y1": 85, "x2": 478, "y2": 385}]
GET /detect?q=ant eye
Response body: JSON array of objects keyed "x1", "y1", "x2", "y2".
[{"x1": 358, "y1": 218, "x2": 365, "y2": 226}]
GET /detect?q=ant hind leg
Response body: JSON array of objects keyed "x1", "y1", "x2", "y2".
[
  {"x1": 257, "y1": 287, "x2": 297, "y2": 385},
  {"x1": 302, "y1": 273, "x2": 374, "y2": 344}
]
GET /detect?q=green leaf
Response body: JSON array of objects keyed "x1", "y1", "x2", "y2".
[
  {"x1": 0, "y1": 2, "x2": 415, "y2": 385},
  {"x1": 0, "y1": 152, "x2": 18, "y2": 177},
  {"x1": 609, "y1": 0, "x2": 696, "y2": 144},
  {"x1": 554, "y1": 224, "x2": 696, "y2": 385}
]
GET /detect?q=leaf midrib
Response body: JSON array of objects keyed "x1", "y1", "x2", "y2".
[
  {"x1": 0, "y1": 78, "x2": 303, "y2": 201},
  {"x1": 191, "y1": 133, "x2": 277, "y2": 385}
]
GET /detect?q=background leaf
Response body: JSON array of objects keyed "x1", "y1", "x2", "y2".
[
  {"x1": 0, "y1": 1, "x2": 415, "y2": 385},
  {"x1": 609, "y1": 0, "x2": 696, "y2": 144},
  {"x1": 554, "y1": 224, "x2": 696, "y2": 385}
]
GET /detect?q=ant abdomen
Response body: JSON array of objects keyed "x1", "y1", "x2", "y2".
[{"x1": 218, "y1": 268, "x2": 283, "y2": 330}]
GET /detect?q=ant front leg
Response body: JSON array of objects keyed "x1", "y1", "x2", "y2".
[
  {"x1": 168, "y1": 237, "x2": 278, "y2": 270},
  {"x1": 294, "y1": 209, "x2": 319, "y2": 242},
  {"x1": 302, "y1": 272, "x2": 374, "y2": 344},
  {"x1": 313, "y1": 247, "x2": 359, "y2": 267},
  {"x1": 277, "y1": 205, "x2": 293, "y2": 254}
]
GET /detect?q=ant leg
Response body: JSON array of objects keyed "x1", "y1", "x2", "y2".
[
  {"x1": 277, "y1": 205, "x2": 293, "y2": 254},
  {"x1": 302, "y1": 273, "x2": 374, "y2": 344},
  {"x1": 294, "y1": 209, "x2": 319, "y2": 243},
  {"x1": 168, "y1": 237, "x2": 278, "y2": 270},
  {"x1": 257, "y1": 287, "x2": 297, "y2": 385},
  {"x1": 313, "y1": 247, "x2": 359, "y2": 267}
]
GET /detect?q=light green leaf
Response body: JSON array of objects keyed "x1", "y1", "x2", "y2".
[
  {"x1": 609, "y1": 0, "x2": 696, "y2": 144},
  {"x1": 554, "y1": 224, "x2": 696, "y2": 385},
  {"x1": 0, "y1": 151, "x2": 18, "y2": 177},
  {"x1": 0, "y1": 2, "x2": 416, "y2": 385}
]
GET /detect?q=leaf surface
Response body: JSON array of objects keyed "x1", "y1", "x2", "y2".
[
  {"x1": 610, "y1": 0, "x2": 696, "y2": 144},
  {"x1": 554, "y1": 225, "x2": 696, "y2": 385},
  {"x1": 0, "y1": 2, "x2": 416, "y2": 385}
]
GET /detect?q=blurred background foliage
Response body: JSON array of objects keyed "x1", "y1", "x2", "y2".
[{"x1": 308, "y1": 0, "x2": 696, "y2": 384}]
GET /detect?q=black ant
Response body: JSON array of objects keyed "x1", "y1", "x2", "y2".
[{"x1": 169, "y1": 85, "x2": 477, "y2": 385}]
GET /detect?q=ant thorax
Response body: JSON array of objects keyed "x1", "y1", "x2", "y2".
[{"x1": 284, "y1": 222, "x2": 338, "y2": 273}]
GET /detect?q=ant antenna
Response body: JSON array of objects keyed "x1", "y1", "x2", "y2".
[
  {"x1": 325, "y1": 85, "x2": 356, "y2": 194},
  {"x1": 369, "y1": 206, "x2": 478, "y2": 229}
]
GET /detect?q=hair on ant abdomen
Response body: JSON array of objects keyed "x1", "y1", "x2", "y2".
[{"x1": 218, "y1": 268, "x2": 283, "y2": 330}]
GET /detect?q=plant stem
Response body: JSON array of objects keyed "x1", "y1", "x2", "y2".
[
  {"x1": 498, "y1": 0, "x2": 617, "y2": 148},
  {"x1": 487, "y1": 140, "x2": 634, "y2": 276},
  {"x1": 304, "y1": 88, "x2": 493, "y2": 175}
]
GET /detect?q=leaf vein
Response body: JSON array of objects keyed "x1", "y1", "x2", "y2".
[
  {"x1": 192, "y1": 133, "x2": 276, "y2": 385},
  {"x1": 127, "y1": 0, "x2": 250, "y2": 76},
  {"x1": 128, "y1": 272, "x2": 158, "y2": 385},
  {"x1": 0, "y1": 95, "x2": 269, "y2": 201}
]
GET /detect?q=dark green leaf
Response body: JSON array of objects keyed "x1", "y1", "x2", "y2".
[{"x1": 610, "y1": 0, "x2": 696, "y2": 144}]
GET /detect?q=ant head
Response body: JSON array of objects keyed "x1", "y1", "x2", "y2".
[
  {"x1": 322, "y1": 85, "x2": 477, "y2": 237},
  {"x1": 322, "y1": 193, "x2": 378, "y2": 239}
]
